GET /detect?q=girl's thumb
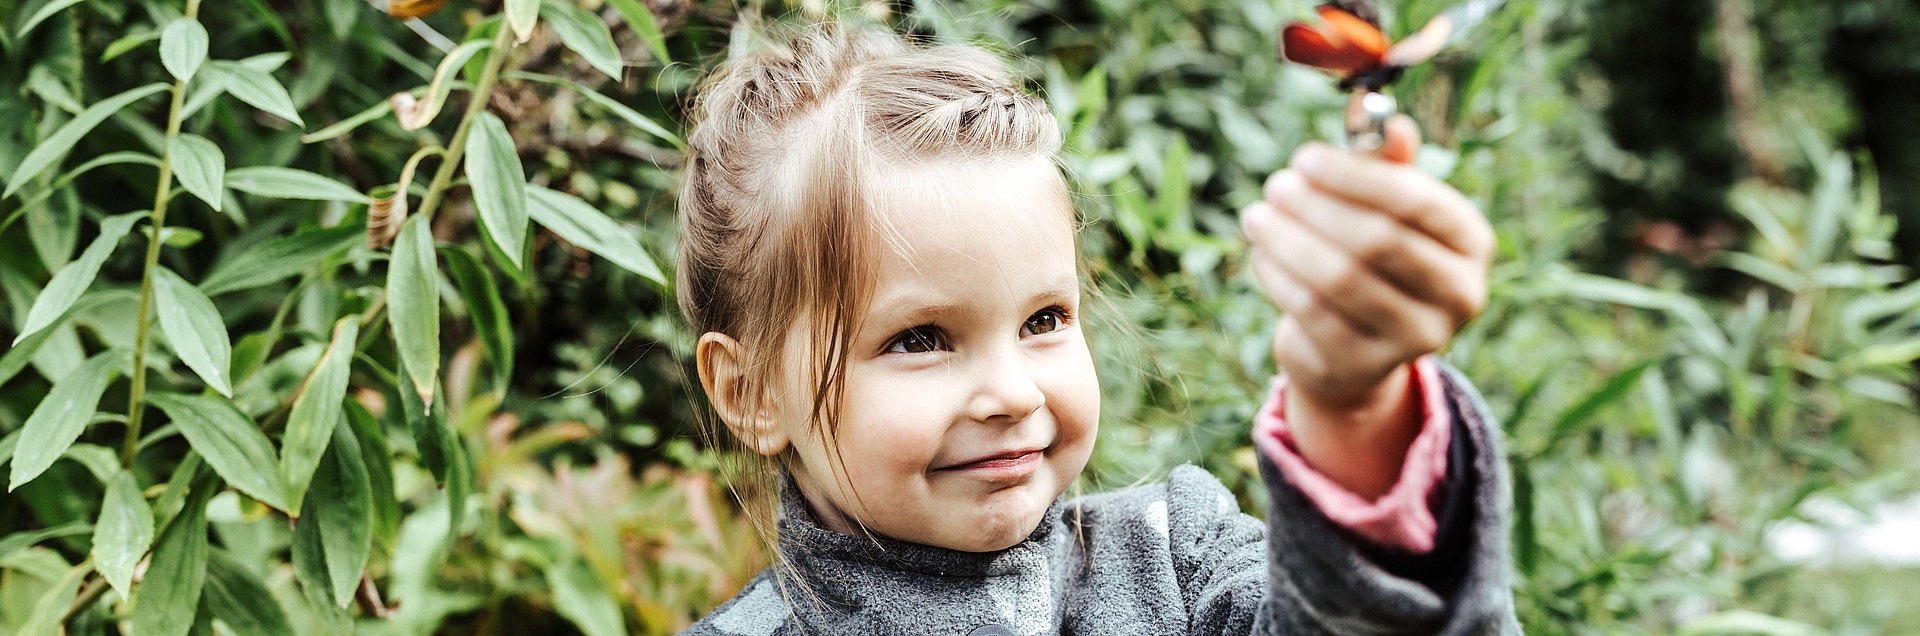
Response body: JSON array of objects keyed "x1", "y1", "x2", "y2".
[{"x1": 1379, "y1": 114, "x2": 1421, "y2": 165}]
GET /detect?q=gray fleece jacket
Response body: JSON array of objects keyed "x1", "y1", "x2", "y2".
[{"x1": 683, "y1": 362, "x2": 1519, "y2": 635}]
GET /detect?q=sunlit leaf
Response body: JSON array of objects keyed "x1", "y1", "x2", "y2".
[
  {"x1": 8, "y1": 350, "x2": 126, "y2": 491},
  {"x1": 168, "y1": 133, "x2": 225, "y2": 211},
  {"x1": 281, "y1": 316, "x2": 359, "y2": 513},
  {"x1": 466, "y1": 112, "x2": 528, "y2": 270},
  {"x1": 224, "y1": 166, "x2": 362, "y2": 201},
  {"x1": 389, "y1": 214, "x2": 440, "y2": 406},
  {"x1": 14, "y1": 211, "x2": 142, "y2": 345},
  {"x1": 159, "y1": 19, "x2": 209, "y2": 82},
  {"x1": 16, "y1": 560, "x2": 88, "y2": 636},
  {"x1": 202, "y1": 60, "x2": 304, "y2": 126},
  {"x1": 92, "y1": 470, "x2": 155, "y2": 601},
  {"x1": 527, "y1": 185, "x2": 663, "y2": 283},
  {"x1": 505, "y1": 0, "x2": 539, "y2": 43},
  {"x1": 146, "y1": 392, "x2": 289, "y2": 512},
  {"x1": 153, "y1": 267, "x2": 233, "y2": 397},
  {"x1": 540, "y1": 1, "x2": 622, "y2": 79}
]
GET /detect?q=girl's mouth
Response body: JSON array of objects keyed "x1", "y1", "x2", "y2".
[{"x1": 937, "y1": 448, "x2": 1044, "y2": 482}]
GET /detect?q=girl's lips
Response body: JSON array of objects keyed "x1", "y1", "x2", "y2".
[{"x1": 938, "y1": 449, "x2": 1044, "y2": 482}]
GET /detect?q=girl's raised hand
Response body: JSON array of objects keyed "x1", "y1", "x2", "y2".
[{"x1": 1239, "y1": 116, "x2": 1492, "y2": 494}]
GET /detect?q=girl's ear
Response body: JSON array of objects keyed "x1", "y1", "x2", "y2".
[{"x1": 696, "y1": 332, "x2": 791, "y2": 456}]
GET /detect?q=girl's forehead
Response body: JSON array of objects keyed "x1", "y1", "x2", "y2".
[{"x1": 863, "y1": 156, "x2": 1075, "y2": 260}]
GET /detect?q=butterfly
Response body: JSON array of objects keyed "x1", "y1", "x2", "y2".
[{"x1": 1280, "y1": 0, "x2": 1472, "y2": 91}]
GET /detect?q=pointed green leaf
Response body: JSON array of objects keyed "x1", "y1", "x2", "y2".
[
  {"x1": 389, "y1": 214, "x2": 440, "y2": 406},
  {"x1": 167, "y1": 133, "x2": 225, "y2": 211},
  {"x1": 146, "y1": 393, "x2": 289, "y2": 512},
  {"x1": 282, "y1": 316, "x2": 359, "y2": 513},
  {"x1": 202, "y1": 61, "x2": 304, "y2": 126},
  {"x1": 0, "y1": 522, "x2": 92, "y2": 563},
  {"x1": 506, "y1": 0, "x2": 540, "y2": 42},
  {"x1": 132, "y1": 478, "x2": 213, "y2": 636},
  {"x1": 204, "y1": 551, "x2": 295, "y2": 635},
  {"x1": 441, "y1": 246, "x2": 513, "y2": 389},
  {"x1": 548, "y1": 559, "x2": 626, "y2": 636},
  {"x1": 199, "y1": 225, "x2": 360, "y2": 296},
  {"x1": 0, "y1": 306, "x2": 76, "y2": 388},
  {"x1": 314, "y1": 417, "x2": 373, "y2": 606},
  {"x1": 93, "y1": 470, "x2": 155, "y2": 601},
  {"x1": 343, "y1": 400, "x2": 400, "y2": 550},
  {"x1": 466, "y1": 112, "x2": 528, "y2": 270},
  {"x1": 9, "y1": 351, "x2": 126, "y2": 491},
  {"x1": 388, "y1": 40, "x2": 491, "y2": 131},
  {"x1": 540, "y1": 2, "x2": 622, "y2": 79},
  {"x1": 14, "y1": 212, "x2": 143, "y2": 344},
  {"x1": 5, "y1": 83, "x2": 169, "y2": 199},
  {"x1": 224, "y1": 166, "x2": 361, "y2": 202},
  {"x1": 526, "y1": 185, "x2": 663, "y2": 283},
  {"x1": 153, "y1": 267, "x2": 232, "y2": 397},
  {"x1": 398, "y1": 365, "x2": 469, "y2": 542},
  {"x1": 159, "y1": 19, "x2": 209, "y2": 82},
  {"x1": 604, "y1": 0, "x2": 669, "y2": 63}
]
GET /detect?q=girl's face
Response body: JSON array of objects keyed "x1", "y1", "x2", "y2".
[{"x1": 782, "y1": 156, "x2": 1100, "y2": 553}]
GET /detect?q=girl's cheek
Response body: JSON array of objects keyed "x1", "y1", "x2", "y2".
[{"x1": 842, "y1": 363, "x2": 958, "y2": 467}]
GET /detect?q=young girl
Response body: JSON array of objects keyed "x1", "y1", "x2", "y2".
[{"x1": 676, "y1": 22, "x2": 1517, "y2": 635}]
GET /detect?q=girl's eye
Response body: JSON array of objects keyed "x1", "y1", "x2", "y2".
[
  {"x1": 885, "y1": 326, "x2": 949, "y2": 354},
  {"x1": 1022, "y1": 307, "x2": 1070, "y2": 337}
]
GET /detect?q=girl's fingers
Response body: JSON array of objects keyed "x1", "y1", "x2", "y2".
[
  {"x1": 1244, "y1": 202, "x2": 1459, "y2": 352},
  {"x1": 1264, "y1": 171, "x2": 1487, "y2": 321},
  {"x1": 1284, "y1": 143, "x2": 1493, "y2": 258},
  {"x1": 1378, "y1": 114, "x2": 1421, "y2": 165}
]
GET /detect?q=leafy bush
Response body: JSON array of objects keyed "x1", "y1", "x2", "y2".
[{"x1": 0, "y1": 0, "x2": 1914, "y2": 634}]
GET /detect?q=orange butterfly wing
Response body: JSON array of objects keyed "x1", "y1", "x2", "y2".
[
  {"x1": 1315, "y1": 5, "x2": 1389, "y2": 59},
  {"x1": 1281, "y1": 23, "x2": 1379, "y2": 76}
]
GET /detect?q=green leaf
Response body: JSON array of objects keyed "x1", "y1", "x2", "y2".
[
  {"x1": 204, "y1": 551, "x2": 295, "y2": 636},
  {"x1": 0, "y1": 304, "x2": 77, "y2": 388},
  {"x1": 16, "y1": 560, "x2": 89, "y2": 636},
  {"x1": 4, "y1": 83, "x2": 169, "y2": 199},
  {"x1": 199, "y1": 225, "x2": 359, "y2": 295},
  {"x1": 527, "y1": 185, "x2": 664, "y2": 283},
  {"x1": 508, "y1": 71, "x2": 682, "y2": 149},
  {"x1": 5, "y1": 151, "x2": 161, "y2": 229},
  {"x1": 281, "y1": 316, "x2": 359, "y2": 513},
  {"x1": 131, "y1": 476, "x2": 214, "y2": 636},
  {"x1": 547, "y1": 559, "x2": 627, "y2": 636},
  {"x1": 9, "y1": 351, "x2": 126, "y2": 491},
  {"x1": 153, "y1": 267, "x2": 233, "y2": 397},
  {"x1": 301, "y1": 417, "x2": 372, "y2": 607},
  {"x1": 343, "y1": 400, "x2": 400, "y2": 550},
  {"x1": 505, "y1": 0, "x2": 540, "y2": 42},
  {"x1": 224, "y1": 166, "x2": 362, "y2": 202},
  {"x1": 301, "y1": 96, "x2": 393, "y2": 144},
  {"x1": 166, "y1": 133, "x2": 225, "y2": 211},
  {"x1": 540, "y1": 2, "x2": 622, "y2": 79},
  {"x1": 14, "y1": 212, "x2": 143, "y2": 345},
  {"x1": 466, "y1": 112, "x2": 528, "y2": 270},
  {"x1": 442, "y1": 246, "x2": 514, "y2": 390},
  {"x1": 1540, "y1": 359, "x2": 1658, "y2": 456},
  {"x1": 398, "y1": 364, "x2": 469, "y2": 542},
  {"x1": 604, "y1": 0, "x2": 669, "y2": 63},
  {"x1": 146, "y1": 393, "x2": 289, "y2": 512},
  {"x1": 159, "y1": 19, "x2": 209, "y2": 82},
  {"x1": 202, "y1": 60, "x2": 304, "y2": 126},
  {"x1": 12, "y1": 0, "x2": 85, "y2": 38},
  {"x1": 0, "y1": 522, "x2": 92, "y2": 563},
  {"x1": 389, "y1": 213, "x2": 440, "y2": 407},
  {"x1": 92, "y1": 470, "x2": 155, "y2": 601},
  {"x1": 102, "y1": 29, "x2": 163, "y2": 62}
]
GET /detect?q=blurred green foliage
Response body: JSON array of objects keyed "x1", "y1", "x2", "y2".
[{"x1": 0, "y1": 0, "x2": 1915, "y2": 634}]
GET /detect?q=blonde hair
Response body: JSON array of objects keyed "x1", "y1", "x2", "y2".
[{"x1": 675, "y1": 17, "x2": 1064, "y2": 552}]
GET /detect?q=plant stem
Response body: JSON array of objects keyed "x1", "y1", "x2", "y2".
[
  {"x1": 414, "y1": 25, "x2": 514, "y2": 221},
  {"x1": 121, "y1": 0, "x2": 204, "y2": 468}
]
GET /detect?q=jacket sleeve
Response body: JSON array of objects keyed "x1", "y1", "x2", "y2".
[{"x1": 1174, "y1": 359, "x2": 1520, "y2": 635}]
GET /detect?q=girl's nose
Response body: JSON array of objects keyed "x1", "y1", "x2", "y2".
[{"x1": 966, "y1": 347, "x2": 1046, "y2": 424}]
